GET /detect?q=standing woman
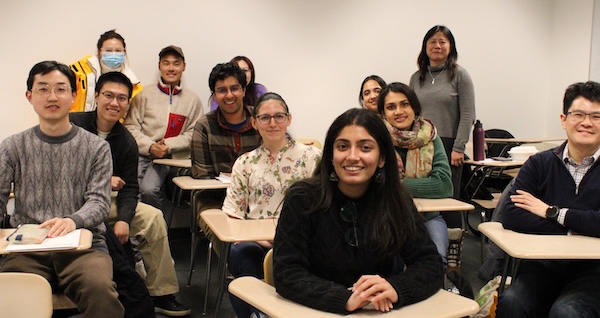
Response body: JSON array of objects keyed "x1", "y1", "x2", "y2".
[
  {"x1": 70, "y1": 29, "x2": 142, "y2": 112},
  {"x1": 358, "y1": 75, "x2": 386, "y2": 113},
  {"x1": 409, "y1": 25, "x2": 475, "y2": 204},
  {"x1": 223, "y1": 92, "x2": 321, "y2": 318},
  {"x1": 274, "y1": 108, "x2": 443, "y2": 314},
  {"x1": 378, "y1": 82, "x2": 453, "y2": 268},
  {"x1": 209, "y1": 56, "x2": 268, "y2": 111}
]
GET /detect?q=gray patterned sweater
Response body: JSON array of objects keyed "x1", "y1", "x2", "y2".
[{"x1": 0, "y1": 125, "x2": 112, "y2": 251}]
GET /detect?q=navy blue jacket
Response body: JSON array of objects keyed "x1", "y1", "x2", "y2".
[{"x1": 503, "y1": 142, "x2": 600, "y2": 237}]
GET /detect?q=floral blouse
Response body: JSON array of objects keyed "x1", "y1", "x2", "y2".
[{"x1": 222, "y1": 139, "x2": 321, "y2": 220}]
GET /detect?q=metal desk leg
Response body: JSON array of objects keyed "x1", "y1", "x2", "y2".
[
  {"x1": 188, "y1": 190, "x2": 200, "y2": 285},
  {"x1": 214, "y1": 242, "x2": 231, "y2": 318},
  {"x1": 498, "y1": 256, "x2": 513, "y2": 294}
]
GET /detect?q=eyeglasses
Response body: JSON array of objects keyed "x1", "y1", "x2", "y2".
[
  {"x1": 340, "y1": 201, "x2": 362, "y2": 247},
  {"x1": 255, "y1": 113, "x2": 289, "y2": 125},
  {"x1": 101, "y1": 91, "x2": 129, "y2": 104},
  {"x1": 32, "y1": 84, "x2": 71, "y2": 97},
  {"x1": 567, "y1": 111, "x2": 600, "y2": 124},
  {"x1": 215, "y1": 85, "x2": 242, "y2": 96}
]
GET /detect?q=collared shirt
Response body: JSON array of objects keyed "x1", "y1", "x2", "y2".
[
  {"x1": 558, "y1": 142, "x2": 600, "y2": 225},
  {"x1": 222, "y1": 139, "x2": 321, "y2": 220}
]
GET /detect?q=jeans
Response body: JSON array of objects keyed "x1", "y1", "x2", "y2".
[
  {"x1": 424, "y1": 214, "x2": 448, "y2": 267},
  {"x1": 496, "y1": 260, "x2": 600, "y2": 318},
  {"x1": 228, "y1": 242, "x2": 269, "y2": 318},
  {"x1": 137, "y1": 156, "x2": 169, "y2": 210}
]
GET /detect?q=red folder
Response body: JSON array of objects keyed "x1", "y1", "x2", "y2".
[{"x1": 164, "y1": 113, "x2": 187, "y2": 138}]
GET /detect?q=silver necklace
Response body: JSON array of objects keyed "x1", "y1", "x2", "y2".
[{"x1": 428, "y1": 65, "x2": 447, "y2": 84}]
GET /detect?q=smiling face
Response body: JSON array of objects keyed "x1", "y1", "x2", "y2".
[
  {"x1": 361, "y1": 80, "x2": 382, "y2": 112},
  {"x1": 95, "y1": 81, "x2": 130, "y2": 129},
  {"x1": 159, "y1": 54, "x2": 186, "y2": 87},
  {"x1": 383, "y1": 91, "x2": 415, "y2": 131},
  {"x1": 26, "y1": 70, "x2": 75, "y2": 124},
  {"x1": 251, "y1": 99, "x2": 291, "y2": 148},
  {"x1": 426, "y1": 31, "x2": 451, "y2": 66},
  {"x1": 561, "y1": 96, "x2": 600, "y2": 155},
  {"x1": 214, "y1": 76, "x2": 246, "y2": 116},
  {"x1": 333, "y1": 124, "x2": 385, "y2": 198}
]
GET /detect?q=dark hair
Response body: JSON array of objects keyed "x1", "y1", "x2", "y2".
[
  {"x1": 253, "y1": 92, "x2": 289, "y2": 116},
  {"x1": 208, "y1": 62, "x2": 247, "y2": 93},
  {"x1": 416, "y1": 25, "x2": 458, "y2": 86},
  {"x1": 27, "y1": 61, "x2": 76, "y2": 92},
  {"x1": 231, "y1": 56, "x2": 261, "y2": 106},
  {"x1": 287, "y1": 108, "x2": 418, "y2": 256},
  {"x1": 96, "y1": 29, "x2": 126, "y2": 51},
  {"x1": 378, "y1": 82, "x2": 422, "y2": 116},
  {"x1": 358, "y1": 75, "x2": 387, "y2": 106},
  {"x1": 563, "y1": 81, "x2": 600, "y2": 114},
  {"x1": 95, "y1": 72, "x2": 133, "y2": 98}
]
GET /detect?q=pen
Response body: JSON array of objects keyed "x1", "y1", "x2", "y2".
[{"x1": 5, "y1": 224, "x2": 22, "y2": 241}]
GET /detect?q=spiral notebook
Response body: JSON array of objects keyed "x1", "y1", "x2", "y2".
[{"x1": 5, "y1": 229, "x2": 82, "y2": 252}]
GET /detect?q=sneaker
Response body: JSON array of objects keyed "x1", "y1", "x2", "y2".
[{"x1": 152, "y1": 294, "x2": 191, "y2": 316}]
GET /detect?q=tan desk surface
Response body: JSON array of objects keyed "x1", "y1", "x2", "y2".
[
  {"x1": 0, "y1": 228, "x2": 93, "y2": 254},
  {"x1": 200, "y1": 209, "x2": 277, "y2": 243},
  {"x1": 229, "y1": 277, "x2": 479, "y2": 318},
  {"x1": 484, "y1": 137, "x2": 564, "y2": 144},
  {"x1": 464, "y1": 159, "x2": 526, "y2": 167},
  {"x1": 413, "y1": 198, "x2": 474, "y2": 212},
  {"x1": 172, "y1": 176, "x2": 229, "y2": 190},
  {"x1": 152, "y1": 158, "x2": 192, "y2": 168},
  {"x1": 479, "y1": 222, "x2": 600, "y2": 259}
]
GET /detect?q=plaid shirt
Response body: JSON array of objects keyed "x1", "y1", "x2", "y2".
[{"x1": 191, "y1": 106, "x2": 262, "y2": 179}]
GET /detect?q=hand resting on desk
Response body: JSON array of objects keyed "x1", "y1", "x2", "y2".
[
  {"x1": 40, "y1": 217, "x2": 76, "y2": 238},
  {"x1": 347, "y1": 274, "x2": 398, "y2": 313}
]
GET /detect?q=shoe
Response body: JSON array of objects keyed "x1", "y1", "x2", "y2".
[{"x1": 152, "y1": 294, "x2": 191, "y2": 316}]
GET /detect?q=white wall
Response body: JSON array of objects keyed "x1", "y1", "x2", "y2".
[{"x1": 0, "y1": 0, "x2": 593, "y2": 143}]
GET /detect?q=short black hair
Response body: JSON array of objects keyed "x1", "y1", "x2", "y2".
[
  {"x1": 563, "y1": 81, "x2": 600, "y2": 114},
  {"x1": 97, "y1": 29, "x2": 126, "y2": 50},
  {"x1": 26, "y1": 61, "x2": 76, "y2": 92},
  {"x1": 208, "y1": 62, "x2": 246, "y2": 92},
  {"x1": 95, "y1": 72, "x2": 133, "y2": 98}
]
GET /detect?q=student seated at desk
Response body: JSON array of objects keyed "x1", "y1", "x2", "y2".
[
  {"x1": 274, "y1": 108, "x2": 443, "y2": 314},
  {"x1": 222, "y1": 92, "x2": 321, "y2": 318},
  {"x1": 379, "y1": 82, "x2": 453, "y2": 268},
  {"x1": 497, "y1": 81, "x2": 600, "y2": 317}
]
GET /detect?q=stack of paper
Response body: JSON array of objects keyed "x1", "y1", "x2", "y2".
[{"x1": 6, "y1": 229, "x2": 82, "y2": 252}]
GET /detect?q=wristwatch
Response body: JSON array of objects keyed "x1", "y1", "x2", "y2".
[{"x1": 546, "y1": 205, "x2": 560, "y2": 222}]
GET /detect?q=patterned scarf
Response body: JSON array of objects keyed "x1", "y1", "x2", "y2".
[{"x1": 384, "y1": 117, "x2": 436, "y2": 179}]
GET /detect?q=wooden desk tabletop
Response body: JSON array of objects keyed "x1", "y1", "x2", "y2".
[
  {"x1": 200, "y1": 209, "x2": 277, "y2": 243},
  {"x1": 479, "y1": 222, "x2": 600, "y2": 259},
  {"x1": 484, "y1": 137, "x2": 564, "y2": 144},
  {"x1": 464, "y1": 159, "x2": 526, "y2": 167},
  {"x1": 229, "y1": 277, "x2": 479, "y2": 318},
  {"x1": 413, "y1": 198, "x2": 474, "y2": 212},
  {"x1": 172, "y1": 176, "x2": 229, "y2": 190},
  {"x1": 0, "y1": 228, "x2": 93, "y2": 254},
  {"x1": 152, "y1": 158, "x2": 192, "y2": 168}
]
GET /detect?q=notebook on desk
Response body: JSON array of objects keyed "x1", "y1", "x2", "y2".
[{"x1": 5, "y1": 229, "x2": 82, "y2": 252}]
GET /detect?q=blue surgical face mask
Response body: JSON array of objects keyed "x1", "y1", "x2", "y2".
[{"x1": 101, "y1": 52, "x2": 125, "y2": 68}]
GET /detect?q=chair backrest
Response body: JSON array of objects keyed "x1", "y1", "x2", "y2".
[
  {"x1": 0, "y1": 272, "x2": 53, "y2": 317},
  {"x1": 263, "y1": 248, "x2": 274, "y2": 286},
  {"x1": 485, "y1": 129, "x2": 515, "y2": 158},
  {"x1": 295, "y1": 138, "x2": 323, "y2": 150}
]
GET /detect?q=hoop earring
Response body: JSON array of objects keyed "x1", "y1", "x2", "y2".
[{"x1": 329, "y1": 170, "x2": 339, "y2": 182}]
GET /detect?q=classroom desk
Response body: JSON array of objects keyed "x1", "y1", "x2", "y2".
[
  {"x1": 171, "y1": 176, "x2": 229, "y2": 288},
  {"x1": 484, "y1": 138, "x2": 564, "y2": 157},
  {"x1": 229, "y1": 276, "x2": 480, "y2": 318},
  {"x1": 153, "y1": 159, "x2": 193, "y2": 228},
  {"x1": 200, "y1": 210, "x2": 277, "y2": 317},
  {"x1": 413, "y1": 198, "x2": 474, "y2": 212},
  {"x1": 478, "y1": 222, "x2": 600, "y2": 293},
  {"x1": 0, "y1": 228, "x2": 93, "y2": 254}
]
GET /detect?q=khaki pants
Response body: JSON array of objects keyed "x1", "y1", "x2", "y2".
[
  {"x1": 1, "y1": 249, "x2": 124, "y2": 318},
  {"x1": 109, "y1": 199, "x2": 179, "y2": 296}
]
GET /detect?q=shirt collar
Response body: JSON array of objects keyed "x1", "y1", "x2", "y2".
[{"x1": 562, "y1": 141, "x2": 600, "y2": 165}]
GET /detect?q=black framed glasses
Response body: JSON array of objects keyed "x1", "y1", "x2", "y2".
[
  {"x1": 255, "y1": 112, "x2": 289, "y2": 125},
  {"x1": 340, "y1": 201, "x2": 362, "y2": 247}
]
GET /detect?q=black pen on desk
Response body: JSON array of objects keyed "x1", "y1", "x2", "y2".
[{"x1": 5, "y1": 224, "x2": 21, "y2": 241}]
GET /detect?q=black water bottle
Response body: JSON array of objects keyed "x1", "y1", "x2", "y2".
[{"x1": 473, "y1": 120, "x2": 485, "y2": 161}]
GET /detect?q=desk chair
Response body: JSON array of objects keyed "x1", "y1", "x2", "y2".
[
  {"x1": 263, "y1": 249, "x2": 274, "y2": 286},
  {"x1": 0, "y1": 272, "x2": 53, "y2": 317}
]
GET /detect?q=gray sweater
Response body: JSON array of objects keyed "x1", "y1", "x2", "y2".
[
  {"x1": 0, "y1": 125, "x2": 112, "y2": 250},
  {"x1": 409, "y1": 64, "x2": 475, "y2": 153}
]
